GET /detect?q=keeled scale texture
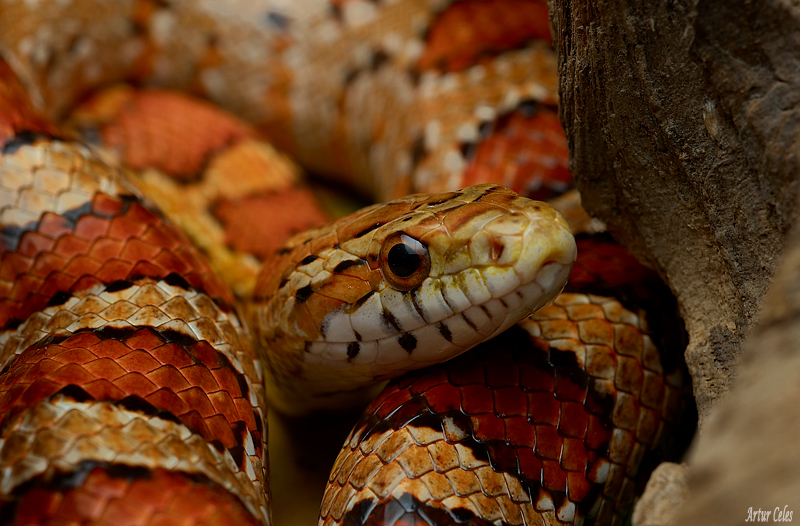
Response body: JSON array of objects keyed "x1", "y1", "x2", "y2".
[{"x1": 0, "y1": 133, "x2": 269, "y2": 524}]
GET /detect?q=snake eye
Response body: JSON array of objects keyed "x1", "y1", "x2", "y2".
[{"x1": 380, "y1": 233, "x2": 431, "y2": 291}]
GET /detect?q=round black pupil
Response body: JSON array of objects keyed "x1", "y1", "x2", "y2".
[{"x1": 387, "y1": 242, "x2": 422, "y2": 277}]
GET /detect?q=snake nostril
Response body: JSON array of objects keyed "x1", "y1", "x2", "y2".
[{"x1": 490, "y1": 239, "x2": 504, "y2": 261}]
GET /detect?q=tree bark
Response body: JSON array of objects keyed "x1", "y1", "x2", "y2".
[{"x1": 549, "y1": 0, "x2": 800, "y2": 423}]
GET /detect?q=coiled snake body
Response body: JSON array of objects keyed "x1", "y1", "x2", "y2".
[{"x1": 0, "y1": 2, "x2": 688, "y2": 525}]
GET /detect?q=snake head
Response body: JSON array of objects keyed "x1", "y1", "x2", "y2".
[{"x1": 254, "y1": 184, "x2": 576, "y2": 414}]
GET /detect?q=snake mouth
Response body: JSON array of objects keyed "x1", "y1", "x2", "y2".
[{"x1": 305, "y1": 257, "x2": 572, "y2": 374}]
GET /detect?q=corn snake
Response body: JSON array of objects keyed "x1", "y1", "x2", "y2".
[{"x1": 0, "y1": 1, "x2": 690, "y2": 525}]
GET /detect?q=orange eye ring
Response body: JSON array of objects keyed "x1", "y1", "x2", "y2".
[{"x1": 380, "y1": 233, "x2": 431, "y2": 291}]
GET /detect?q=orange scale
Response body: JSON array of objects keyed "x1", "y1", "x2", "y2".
[
  {"x1": 61, "y1": 332, "x2": 102, "y2": 348},
  {"x1": 165, "y1": 489, "x2": 216, "y2": 519},
  {"x1": 94, "y1": 259, "x2": 135, "y2": 283},
  {"x1": 51, "y1": 234, "x2": 92, "y2": 260},
  {"x1": 47, "y1": 362, "x2": 97, "y2": 386},
  {"x1": 87, "y1": 237, "x2": 125, "y2": 261},
  {"x1": 459, "y1": 384, "x2": 493, "y2": 414},
  {"x1": 140, "y1": 223, "x2": 182, "y2": 250},
  {"x1": 585, "y1": 414, "x2": 613, "y2": 450},
  {"x1": 30, "y1": 251, "x2": 69, "y2": 278},
  {"x1": 150, "y1": 248, "x2": 191, "y2": 273},
  {"x1": 37, "y1": 273, "x2": 79, "y2": 302},
  {"x1": 146, "y1": 365, "x2": 192, "y2": 391},
  {"x1": 441, "y1": 202, "x2": 498, "y2": 236},
  {"x1": 314, "y1": 275, "x2": 372, "y2": 304},
  {"x1": 144, "y1": 388, "x2": 191, "y2": 418},
  {"x1": 125, "y1": 329, "x2": 167, "y2": 352},
  {"x1": 78, "y1": 379, "x2": 126, "y2": 400},
  {"x1": 113, "y1": 371, "x2": 159, "y2": 397},
  {"x1": 61, "y1": 255, "x2": 103, "y2": 278},
  {"x1": 81, "y1": 357, "x2": 129, "y2": 381},
  {"x1": 526, "y1": 392, "x2": 560, "y2": 425},
  {"x1": 207, "y1": 390, "x2": 240, "y2": 421},
  {"x1": 187, "y1": 341, "x2": 223, "y2": 368},
  {"x1": 209, "y1": 367, "x2": 242, "y2": 396},
  {"x1": 408, "y1": 369, "x2": 449, "y2": 396},
  {"x1": 10, "y1": 489, "x2": 63, "y2": 521},
  {"x1": 118, "y1": 238, "x2": 162, "y2": 263},
  {"x1": 73, "y1": 214, "x2": 111, "y2": 242},
  {"x1": 150, "y1": 343, "x2": 195, "y2": 368},
  {"x1": 50, "y1": 347, "x2": 97, "y2": 365},
  {"x1": 541, "y1": 459, "x2": 567, "y2": 493},
  {"x1": 303, "y1": 292, "x2": 346, "y2": 332},
  {"x1": 554, "y1": 370, "x2": 588, "y2": 403},
  {"x1": 492, "y1": 386, "x2": 527, "y2": 417},
  {"x1": 517, "y1": 448, "x2": 543, "y2": 480},
  {"x1": 520, "y1": 363, "x2": 554, "y2": 392},
  {"x1": 116, "y1": 349, "x2": 163, "y2": 374},
  {"x1": 567, "y1": 471, "x2": 592, "y2": 503},
  {"x1": 560, "y1": 437, "x2": 589, "y2": 472},
  {"x1": 0, "y1": 301, "x2": 20, "y2": 328},
  {"x1": 232, "y1": 398, "x2": 258, "y2": 429},
  {"x1": 178, "y1": 410, "x2": 213, "y2": 438},
  {"x1": 470, "y1": 413, "x2": 505, "y2": 443},
  {"x1": 99, "y1": 495, "x2": 153, "y2": 525},
  {"x1": 108, "y1": 215, "x2": 149, "y2": 241},
  {"x1": 91, "y1": 193, "x2": 126, "y2": 218},
  {"x1": 127, "y1": 260, "x2": 169, "y2": 280},
  {"x1": 180, "y1": 364, "x2": 221, "y2": 393},
  {"x1": 87, "y1": 338, "x2": 134, "y2": 360},
  {"x1": 172, "y1": 244, "x2": 207, "y2": 273},
  {"x1": 503, "y1": 415, "x2": 536, "y2": 447},
  {"x1": 125, "y1": 478, "x2": 174, "y2": 510},
  {"x1": 36, "y1": 212, "x2": 74, "y2": 239},
  {"x1": 16, "y1": 230, "x2": 56, "y2": 258},
  {"x1": 0, "y1": 383, "x2": 29, "y2": 410},
  {"x1": 26, "y1": 358, "x2": 68, "y2": 381},
  {"x1": 421, "y1": 382, "x2": 461, "y2": 413},
  {"x1": 19, "y1": 377, "x2": 63, "y2": 405},
  {"x1": 177, "y1": 387, "x2": 217, "y2": 417},
  {"x1": 8, "y1": 274, "x2": 41, "y2": 301},
  {"x1": 204, "y1": 414, "x2": 237, "y2": 448},
  {"x1": 1, "y1": 252, "x2": 32, "y2": 278},
  {"x1": 558, "y1": 401, "x2": 591, "y2": 438},
  {"x1": 125, "y1": 202, "x2": 161, "y2": 227},
  {"x1": 56, "y1": 486, "x2": 108, "y2": 521},
  {"x1": 534, "y1": 424, "x2": 562, "y2": 460}
]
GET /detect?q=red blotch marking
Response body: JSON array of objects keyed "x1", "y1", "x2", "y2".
[{"x1": 417, "y1": 0, "x2": 552, "y2": 73}]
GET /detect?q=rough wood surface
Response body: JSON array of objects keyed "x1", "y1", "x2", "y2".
[
  {"x1": 677, "y1": 200, "x2": 800, "y2": 523},
  {"x1": 549, "y1": 0, "x2": 800, "y2": 421}
]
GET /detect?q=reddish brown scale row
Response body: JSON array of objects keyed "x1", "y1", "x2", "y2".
[
  {"x1": 0, "y1": 191, "x2": 235, "y2": 329},
  {"x1": 461, "y1": 105, "x2": 572, "y2": 202},
  {"x1": 416, "y1": 0, "x2": 552, "y2": 72},
  {"x1": 72, "y1": 89, "x2": 256, "y2": 182},
  {"x1": 1, "y1": 466, "x2": 260, "y2": 526},
  {"x1": 0, "y1": 327, "x2": 261, "y2": 464},
  {"x1": 567, "y1": 235, "x2": 664, "y2": 303},
  {"x1": 0, "y1": 59, "x2": 59, "y2": 143},
  {"x1": 326, "y1": 229, "x2": 688, "y2": 525},
  {"x1": 211, "y1": 188, "x2": 330, "y2": 262},
  {"x1": 336, "y1": 304, "x2": 682, "y2": 524}
]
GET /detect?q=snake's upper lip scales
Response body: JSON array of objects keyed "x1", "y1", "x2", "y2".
[{"x1": 254, "y1": 184, "x2": 577, "y2": 414}]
